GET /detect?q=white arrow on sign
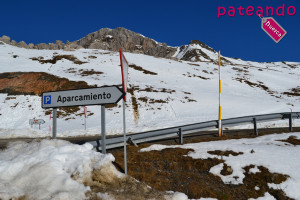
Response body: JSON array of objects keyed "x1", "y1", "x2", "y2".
[{"x1": 42, "y1": 86, "x2": 125, "y2": 108}]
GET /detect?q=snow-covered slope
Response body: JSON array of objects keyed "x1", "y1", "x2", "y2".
[{"x1": 0, "y1": 42, "x2": 299, "y2": 138}]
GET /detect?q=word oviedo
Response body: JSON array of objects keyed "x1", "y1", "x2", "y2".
[{"x1": 218, "y1": 4, "x2": 296, "y2": 18}]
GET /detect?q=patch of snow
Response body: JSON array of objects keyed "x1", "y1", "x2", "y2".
[
  {"x1": 97, "y1": 192, "x2": 115, "y2": 200},
  {"x1": 249, "y1": 166, "x2": 261, "y2": 174},
  {"x1": 248, "y1": 192, "x2": 276, "y2": 200},
  {"x1": 105, "y1": 35, "x2": 113, "y2": 39},
  {"x1": 0, "y1": 139, "x2": 122, "y2": 200},
  {"x1": 165, "y1": 191, "x2": 188, "y2": 200}
]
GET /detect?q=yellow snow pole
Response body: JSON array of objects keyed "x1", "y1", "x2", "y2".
[{"x1": 218, "y1": 51, "x2": 222, "y2": 137}]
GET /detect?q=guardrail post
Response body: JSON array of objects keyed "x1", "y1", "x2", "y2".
[
  {"x1": 178, "y1": 128, "x2": 183, "y2": 144},
  {"x1": 253, "y1": 118, "x2": 258, "y2": 136},
  {"x1": 128, "y1": 137, "x2": 138, "y2": 147},
  {"x1": 289, "y1": 113, "x2": 293, "y2": 132}
]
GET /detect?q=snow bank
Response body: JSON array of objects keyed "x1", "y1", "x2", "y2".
[{"x1": 0, "y1": 139, "x2": 122, "y2": 200}]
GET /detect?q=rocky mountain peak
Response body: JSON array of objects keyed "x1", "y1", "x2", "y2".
[
  {"x1": 189, "y1": 40, "x2": 216, "y2": 53},
  {"x1": 0, "y1": 28, "x2": 225, "y2": 63},
  {"x1": 0, "y1": 28, "x2": 177, "y2": 59},
  {"x1": 72, "y1": 27, "x2": 177, "y2": 58}
]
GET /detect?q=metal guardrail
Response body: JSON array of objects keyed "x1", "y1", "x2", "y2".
[{"x1": 88, "y1": 112, "x2": 300, "y2": 150}]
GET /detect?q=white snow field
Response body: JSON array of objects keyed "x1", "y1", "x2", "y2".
[
  {"x1": 141, "y1": 132, "x2": 300, "y2": 200},
  {"x1": 0, "y1": 42, "x2": 299, "y2": 138}
]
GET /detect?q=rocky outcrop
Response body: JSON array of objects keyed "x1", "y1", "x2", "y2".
[
  {"x1": 0, "y1": 27, "x2": 177, "y2": 59},
  {"x1": 0, "y1": 28, "x2": 222, "y2": 62},
  {"x1": 0, "y1": 35, "x2": 11, "y2": 43},
  {"x1": 16, "y1": 41, "x2": 28, "y2": 48},
  {"x1": 71, "y1": 27, "x2": 176, "y2": 58},
  {"x1": 173, "y1": 40, "x2": 230, "y2": 64}
]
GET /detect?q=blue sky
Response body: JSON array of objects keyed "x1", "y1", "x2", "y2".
[{"x1": 1, "y1": 0, "x2": 299, "y2": 62}]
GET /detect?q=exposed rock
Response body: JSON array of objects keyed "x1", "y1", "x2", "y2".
[
  {"x1": 34, "y1": 43, "x2": 49, "y2": 49},
  {"x1": 0, "y1": 28, "x2": 219, "y2": 62},
  {"x1": 16, "y1": 41, "x2": 28, "y2": 49},
  {"x1": 190, "y1": 40, "x2": 216, "y2": 53},
  {"x1": 71, "y1": 27, "x2": 177, "y2": 58},
  {"x1": 28, "y1": 43, "x2": 35, "y2": 48},
  {"x1": 67, "y1": 42, "x2": 81, "y2": 49},
  {"x1": 0, "y1": 35, "x2": 10, "y2": 43},
  {"x1": 55, "y1": 40, "x2": 65, "y2": 49},
  {"x1": 48, "y1": 43, "x2": 58, "y2": 50},
  {"x1": 11, "y1": 40, "x2": 17, "y2": 46}
]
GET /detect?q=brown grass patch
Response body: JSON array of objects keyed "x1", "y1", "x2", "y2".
[
  {"x1": 220, "y1": 163, "x2": 233, "y2": 176},
  {"x1": 282, "y1": 62, "x2": 298, "y2": 69},
  {"x1": 110, "y1": 144, "x2": 291, "y2": 200},
  {"x1": 127, "y1": 85, "x2": 139, "y2": 123},
  {"x1": 135, "y1": 85, "x2": 175, "y2": 94},
  {"x1": 235, "y1": 78, "x2": 280, "y2": 98},
  {"x1": 188, "y1": 63, "x2": 200, "y2": 66},
  {"x1": 57, "y1": 107, "x2": 80, "y2": 118},
  {"x1": 183, "y1": 72, "x2": 210, "y2": 80},
  {"x1": 88, "y1": 55, "x2": 97, "y2": 59},
  {"x1": 129, "y1": 64, "x2": 157, "y2": 75},
  {"x1": 282, "y1": 86, "x2": 300, "y2": 97},
  {"x1": 207, "y1": 150, "x2": 244, "y2": 157},
  {"x1": 79, "y1": 69, "x2": 103, "y2": 76},
  {"x1": 30, "y1": 55, "x2": 87, "y2": 65},
  {"x1": 232, "y1": 67, "x2": 249, "y2": 73},
  {"x1": 279, "y1": 135, "x2": 300, "y2": 145},
  {"x1": 5, "y1": 96, "x2": 16, "y2": 100},
  {"x1": 138, "y1": 97, "x2": 168, "y2": 104},
  {"x1": 0, "y1": 72, "x2": 94, "y2": 95}
]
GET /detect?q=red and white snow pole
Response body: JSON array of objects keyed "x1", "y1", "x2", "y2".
[{"x1": 119, "y1": 48, "x2": 129, "y2": 175}]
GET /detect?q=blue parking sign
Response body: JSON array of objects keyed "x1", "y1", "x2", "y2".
[{"x1": 44, "y1": 95, "x2": 51, "y2": 104}]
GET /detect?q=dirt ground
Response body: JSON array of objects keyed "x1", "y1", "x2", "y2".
[{"x1": 108, "y1": 127, "x2": 300, "y2": 200}]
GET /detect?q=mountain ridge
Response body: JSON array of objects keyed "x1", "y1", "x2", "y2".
[{"x1": 0, "y1": 27, "x2": 219, "y2": 62}]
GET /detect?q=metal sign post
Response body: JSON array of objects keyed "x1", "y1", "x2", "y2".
[
  {"x1": 122, "y1": 99, "x2": 127, "y2": 174},
  {"x1": 83, "y1": 106, "x2": 87, "y2": 130},
  {"x1": 101, "y1": 105, "x2": 106, "y2": 154},
  {"x1": 53, "y1": 108, "x2": 57, "y2": 139},
  {"x1": 84, "y1": 106, "x2": 87, "y2": 130}
]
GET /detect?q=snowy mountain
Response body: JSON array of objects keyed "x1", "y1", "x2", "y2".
[{"x1": 0, "y1": 30, "x2": 299, "y2": 138}]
